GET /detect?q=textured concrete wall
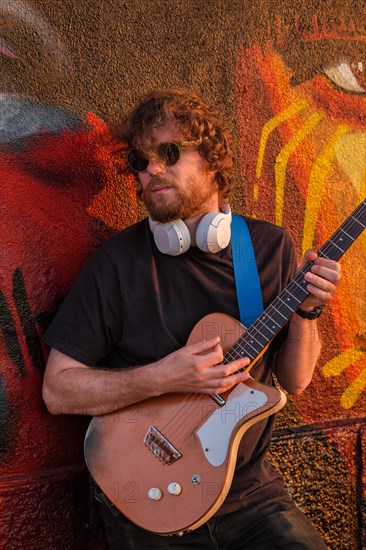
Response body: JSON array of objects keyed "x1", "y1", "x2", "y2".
[{"x1": 1, "y1": 1, "x2": 365, "y2": 549}]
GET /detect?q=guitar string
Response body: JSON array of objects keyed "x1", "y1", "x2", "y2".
[
  {"x1": 163, "y1": 397, "x2": 212, "y2": 446},
  {"x1": 161, "y1": 385, "x2": 220, "y2": 440},
  {"x1": 155, "y1": 394, "x2": 210, "y2": 447},
  {"x1": 150, "y1": 203, "x2": 366, "y2": 444}
]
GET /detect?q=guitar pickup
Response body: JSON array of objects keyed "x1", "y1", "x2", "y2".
[{"x1": 144, "y1": 426, "x2": 182, "y2": 465}]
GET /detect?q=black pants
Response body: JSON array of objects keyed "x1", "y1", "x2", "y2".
[{"x1": 97, "y1": 492, "x2": 327, "y2": 550}]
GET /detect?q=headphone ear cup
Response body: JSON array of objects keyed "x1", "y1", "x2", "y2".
[
  {"x1": 196, "y1": 211, "x2": 232, "y2": 253},
  {"x1": 151, "y1": 219, "x2": 191, "y2": 256}
]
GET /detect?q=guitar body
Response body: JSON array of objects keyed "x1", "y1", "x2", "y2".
[{"x1": 84, "y1": 313, "x2": 286, "y2": 535}]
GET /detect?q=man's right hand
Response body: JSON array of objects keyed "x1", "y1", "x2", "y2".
[{"x1": 154, "y1": 337, "x2": 250, "y2": 395}]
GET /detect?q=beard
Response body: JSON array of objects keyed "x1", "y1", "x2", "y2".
[{"x1": 143, "y1": 176, "x2": 213, "y2": 223}]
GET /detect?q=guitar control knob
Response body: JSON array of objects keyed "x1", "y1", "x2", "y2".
[
  {"x1": 167, "y1": 482, "x2": 182, "y2": 496},
  {"x1": 148, "y1": 487, "x2": 162, "y2": 501}
]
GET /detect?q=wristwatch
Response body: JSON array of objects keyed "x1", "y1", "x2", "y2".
[{"x1": 295, "y1": 305, "x2": 324, "y2": 320}]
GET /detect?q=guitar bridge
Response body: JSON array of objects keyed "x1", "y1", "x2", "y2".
[{"x1": 144, "y1": 426, "x2": 182, "y2": 465}]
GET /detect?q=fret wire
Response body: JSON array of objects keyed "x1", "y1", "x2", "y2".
[
  {"x1": 277, "y1": 295, "x2": 298, "y2": 313},
  {"x1": 234, "y1": 342, "x2": 260, "y2": 359},
  {"x1": 223, "y1": 350, "x2": 235, "y2": 363},
  {"x1": 339, "y1": 227, "x2": 353, "y2": 240},
  {"x1": 242, "y1": 326, "x2": 270, "y2": 348},
  {"x1": 237, "y1": 333, "x2": 269, "y2": 358},
  {"x1": 282, "y1": 289, "x2": 302, "y2": 305},
  {"x1": 335, "y1": 238, "x2": 352, "y2": 250},
  {"x1": 322, "y1": 228, "x2": 355, "y2": 251},
  {"x1": 267, "y1": 304, "x2": 289, "y2": 321},
  {"x1": 251, "y1": 317, "x2": 276, "y2": 335},
  {"x1": 233, "y1": 340, "x2": 259, "y2": 357},
  {"x1": 267, "y1": 310, "x2": 292, "y2": 327},
  {"x1": 234, "y1": 347, "x2": 255, "y2": 361},
  {"x1": 261, "y1": 313, "x2": 282, "y2": 328},
  {"x1": 328, "y1": 233, "x2": 353, "y2": 252},
  {"x1": 351, "y1": 214, "x2": 365, "y2": 228},
  {"x1": 236, "y1": 333, "x2": 268, "y2": 359},
  {"x1": 291, "y1": 278, "x2": 309, "y2": 296},
  {"x1": 226, "y1": 342, "x2": 254, "y2": 359},
  {"x1": 233, "y1": 334, "x2": 261, "y2": 355},
  {"x1": 244, "y1": 331, "x2": 268, "y2": 350},
  {"x1": 224, "y1": 346, "x2": 254, "y2": 363},
  {"x1": 233, "y1": 334, "x2": 263, "y2": 353},
  {"x1": 337, "y1": 228, "x2": 354, "y2": 241},
  {"x1": 318, "y1": 250, "x2": 330, "y2": 259},
  {"x1": 241, "y1": 328, "x2": 266, "y2": 347},
  {"x1": 329, "y1": 240, "x2": 345, "y2": 254},
  {"x1": 326, "y1": 213, "x2": 363, "y2": 240},
  {"x1": 344, "y1": 213, "x2": 365, "y2": 231}
]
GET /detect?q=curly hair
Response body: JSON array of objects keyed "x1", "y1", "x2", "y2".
[{"x1": 113, "y1": 89, "x2": 234, "y2": 202}]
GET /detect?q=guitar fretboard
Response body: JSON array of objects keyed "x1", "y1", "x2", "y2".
[{"x1": 224, "y1": 199, "x2": 366, "y2": 366}]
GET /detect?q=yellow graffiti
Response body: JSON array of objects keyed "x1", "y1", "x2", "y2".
[
  {"x1": 323, "y1": 348, "x2": 366, "y2": 409},
  {"x1": 256, "y1": 98, "x2": 308, "y2": 181},
  {"x1": 323, "y1": 348, "x2": 365, "y2": 376},
  {"x1": 340, "y1": 366, "x2": 366, "y2": 409},
  {"x1": 302, "y1": 125, "x2": 349, "y2": 254},
  {"x1": 274, "y1": 112, "x2": 323, "y2": 226},
  {"x1": 335, "y1": 133, "x2": 366, "y2": 195}
]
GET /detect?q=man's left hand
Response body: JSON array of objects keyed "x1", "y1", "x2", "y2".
[{"x1": 299, "y1": 249, "x2": 341, "y2": 312}]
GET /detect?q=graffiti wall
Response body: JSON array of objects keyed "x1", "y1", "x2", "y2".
[
  {"x1": 235, "y1": 7, "x2": 365, "y2": 545},
  {"x1": 0, "y1": 1, "x2": 364, "y2": 548}
]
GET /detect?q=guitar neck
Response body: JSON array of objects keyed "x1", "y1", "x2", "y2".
[{"x1": 225, "y1": 199, "x2": 366, "y2": 366}]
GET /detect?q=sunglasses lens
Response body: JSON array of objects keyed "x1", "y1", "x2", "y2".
[
  {"x1": 157, "y1": 142, "x2": 181, "y2": 166},
  {"x1": 126, "y1": 142, "x2": 182, "y2": 172},
  {"x1": 127, "y1": 149, "x2": 149, "y2": 172}
]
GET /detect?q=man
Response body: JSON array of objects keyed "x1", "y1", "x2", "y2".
[{"x1": 43, "y1": 89, "x2": 340, "y2": 549}]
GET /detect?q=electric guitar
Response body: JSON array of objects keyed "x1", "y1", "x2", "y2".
[{"x1": 84, "y1": 199, "x2": 366, "y2": 535}]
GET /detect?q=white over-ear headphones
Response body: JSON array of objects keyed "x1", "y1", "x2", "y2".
[{"x1": 148, "y1": 204, "x2": 232, "y2": 256}]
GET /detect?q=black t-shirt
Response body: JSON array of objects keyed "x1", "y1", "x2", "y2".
[{"x1": 44, "y1": 216, "x2": 297, "y2": 513}]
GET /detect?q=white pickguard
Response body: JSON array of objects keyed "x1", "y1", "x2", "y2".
[{"x1": 196, "y1": 383, "x2": 268, "y2": 467}]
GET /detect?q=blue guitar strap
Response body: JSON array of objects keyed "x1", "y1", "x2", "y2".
[{"x1": 230, "y1": 214, "x2": 264, "y2": 327}]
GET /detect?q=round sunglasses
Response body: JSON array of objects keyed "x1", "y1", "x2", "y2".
[{"x1": 124, "y1": 141, "x2": 198, "y2": 173}]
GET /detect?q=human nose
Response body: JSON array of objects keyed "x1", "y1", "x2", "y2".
[{"x1": 146, "y1": 156, "x2": 166, "y2": 176}]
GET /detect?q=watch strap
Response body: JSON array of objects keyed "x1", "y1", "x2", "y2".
[{"x1": 295, "y1": 305, "x2": 324, "y2": 320}]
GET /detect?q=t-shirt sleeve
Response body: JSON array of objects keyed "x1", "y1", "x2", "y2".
[{"x1": 43, "y1": 247, "x2": 123, "y2": 366}]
